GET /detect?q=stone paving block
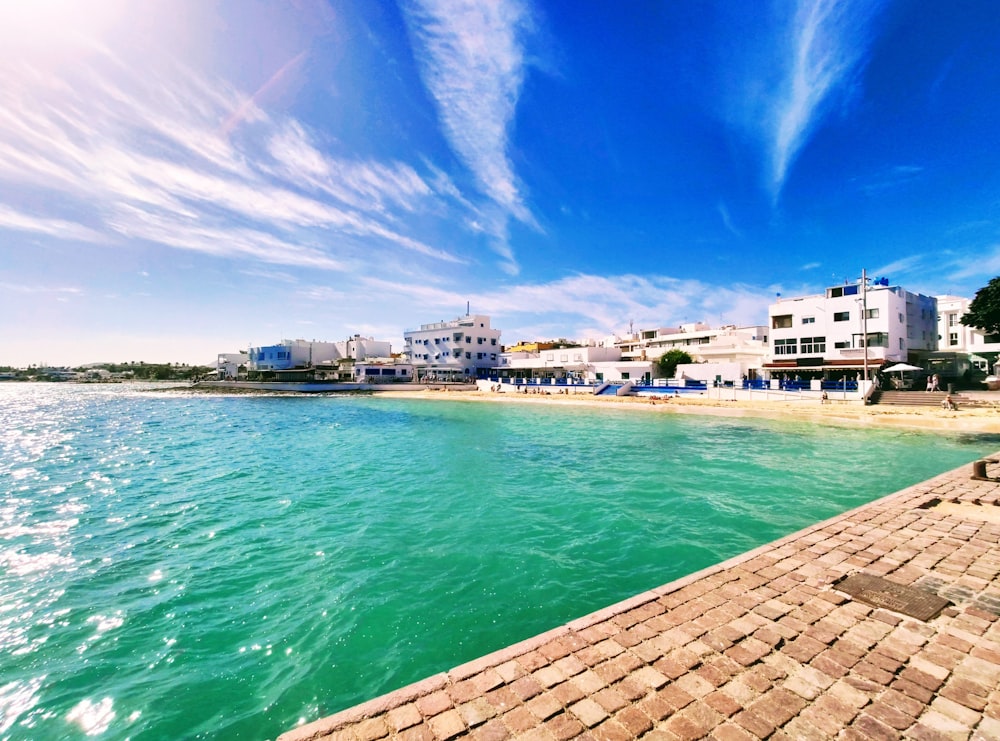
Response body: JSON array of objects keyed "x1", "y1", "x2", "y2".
[
  {"x1": 500, "y1": 706, "x2": 536, "y2": 733},
  {"x1": 615, "y1": 705, "x2": 654, "y2": 736},
  {"x1": 931, "y1": 695, "x2": 982, "y2": 728},
  {"x1": 550, "y1": 681, "x2": 585, "y2": 707},
  {"x1": 589, "y1": 718, "x2": 632, "y2": 741},
  {"x1": 544, "y1": 712, "x2": 585, "y2": 740},
  {"x1": 569, "y1": 698, "x2": 609, "y2": 728},
  {"x1": 471, "y1": 718, "x2": 508, "y2": 741},
  {"x1": 397, "y1": 723, "x2": 435, "y2": 741},
  {"x1": 848, "y1": 713, "x2": 899, "y2": 741},
  {"x1": 591, "y1": 687, "x2": 628, "y2": 715},
  {"x1": 533, "y1": 665, "x2": 567, "y2": 689},
  {"x1": 707, "y1": 721, "x2": 756, "y2": 741},
  {"x1": 388, "y1": 703, "x2": 424, "y2": 732},
  {"x1": 663, "y1": 701, "x2": 722, "y2": 741},
  {"x1": 866, "y1": 699, "x2": 915, "y2": 730},
  {"x1": 417, "y1": 690, "x2": 454, "y2": 718},
  {"x1": 509, "y1": 676, "x2": 543, "y2": 702},
  {"x1": 525, "y1": 692, "x2": 563, "y2": 722},
  {"x1": 428, "y1": 709, "x2": 466, "y2": 741},
  {"x1": 355, "y1": 717, "x2": 391, "y2": 741},
  {"x1": 911, "y1": 708, "x2": 975, "y2": 737},
  {"x1": 458, "y1": 698, "x2": 497, "y2": 728},
  {"x1": 570, "y1": 669, "x2": 606, "y2": 695}
]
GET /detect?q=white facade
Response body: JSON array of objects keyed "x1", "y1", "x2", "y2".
[
  {"x1": 616, "y1": 323, "x2": 769, "y2": 379},
  {"x1": 936, "y1": 295, "x2": 1000, "y2": 371},
  {"x1": 247, "y1": 336, "x2": 393, "y2": 372},
  {"x1": 216, "y1": 352, "x2": 248, "y2": 379},
  {"x1": 765, "y1": 281, "x2": 937, "y2": 376},
  {"x1": 403, "y1": 314, "x2": 502, "y2": 380},
  {"x1": 497, "y1": 345, "x2": 652, "y2": 384}
]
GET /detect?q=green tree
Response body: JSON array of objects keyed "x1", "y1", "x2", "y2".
[
  {"x1": 655, "y1": 349, "x2": 693, "y2": 379},
  {"x1": 961, "y1": 277, "x2": 1000, "y2": 336}
]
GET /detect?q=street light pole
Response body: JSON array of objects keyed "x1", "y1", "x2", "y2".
[{"x1": 861, "y1": 268, "x2": 869, "y2": 384}]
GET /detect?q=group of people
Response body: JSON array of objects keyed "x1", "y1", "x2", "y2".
[{"x1": 925, "y1": 373, "x2": 941, "y2": 392}]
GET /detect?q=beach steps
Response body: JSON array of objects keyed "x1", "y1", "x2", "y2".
[{"x1": 873, "y1": 390, "x2": 976, "y2": 407}]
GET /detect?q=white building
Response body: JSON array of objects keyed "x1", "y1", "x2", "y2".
[
  {"x1": 216, "y1": 352, "x2": 248, "y2": 380},
  {"x1": 247, "y1": 336, "x2": 393, "y2": 373},
  {"x1": 935, "y1": 295, "x2": 1000, "y2": 372},
  {"x1": 765, "y1": 279, "x2": 937, "y2": 380},
  {"x1": 616, "y1": 322, "x2": 769, "y2": 382},
  {"x1": 403, "y1": 313, "x2": 501, "y2": 381},
  {"x1": 496, "y1": 343, "x2": 652, "y2": 385}
]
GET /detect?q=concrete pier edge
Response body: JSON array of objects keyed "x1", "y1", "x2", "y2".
[{"x1": 278, "y1": 456, "x2": 1000, "y2": 741}]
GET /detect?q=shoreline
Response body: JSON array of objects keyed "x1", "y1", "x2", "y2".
[{"x1": 372, "y1": 387, "x2": 1000, "y2": 434}]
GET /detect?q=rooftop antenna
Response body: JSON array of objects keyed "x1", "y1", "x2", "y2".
[{"x1": 466, "y1": 300, "x2": 470, "y2": 315}]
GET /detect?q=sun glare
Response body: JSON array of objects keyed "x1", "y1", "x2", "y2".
[{"x1": 0, "y1": 0, "x2": 124, "y2": 53}]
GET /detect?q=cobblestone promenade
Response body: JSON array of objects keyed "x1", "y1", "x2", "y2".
[{"x1": 280, "y1": 456, "x2": 1000, "y2": 741}]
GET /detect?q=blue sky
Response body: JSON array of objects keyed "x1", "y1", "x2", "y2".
[{"x1": 1, "y1": 0, "x2": 997, "y2": 366}]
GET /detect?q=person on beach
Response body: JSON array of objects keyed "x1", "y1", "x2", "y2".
[
  {"x1": 931, "y1": 374, "x2": 940, "y2": 392},
  {"x1": 942, "y1": 394, "x2": 957, "y2": 411},
  {"x1": 926, "y1": 375, "x2": 934, "y2": 392}
]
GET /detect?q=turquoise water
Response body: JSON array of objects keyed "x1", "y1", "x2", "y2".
[{"x1": 1, "y1": 384, "x2": 997, "y2": 740}]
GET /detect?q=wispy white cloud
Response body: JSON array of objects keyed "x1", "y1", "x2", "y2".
[
  {"x1": 0, "y1": 205, "x2": 103, "y2": 243},
  {"x1": 870, "y1": 256, "x2": 924, "y2": 278},
  {"x1": 364, "y1": 273, "x2": 773, "y2": 342},
  {"x1": 403, "y1": 0, "x2": 535, "y2": 273},
  {"x1": 800, "y1": 262, "x2": 821, "y2": 270},
  {"x1": 0, "y1": 44, "x2": 466, "y2": 272},
  {"x1": 717, "y1": 203, "x2": 743, "y2": 239},
  {"x1": 744, "y1": 0, "x2": 882, "y2": 199},
  {"x1": 0, "y1": 281, "x2": 82, "y2": 296},
  {"x1": 856, "y1": 164, "x2": 925, "y2": 195}
]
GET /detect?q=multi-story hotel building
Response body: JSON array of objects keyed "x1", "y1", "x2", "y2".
[
  {"x1": 403, "y1": 313, "x2": 501, "y2": 381},
  {"x1": 764, "y1": 280, "x2": 937, "y2": 379}
]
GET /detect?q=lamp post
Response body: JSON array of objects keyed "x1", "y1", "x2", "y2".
[{"x1": 861, "y1": 268, "x2": 869, "y2": 384}]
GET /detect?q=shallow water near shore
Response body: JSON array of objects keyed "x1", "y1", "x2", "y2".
[{"x1": 2, "y1": 383, "x2": 998, "y2": 740}]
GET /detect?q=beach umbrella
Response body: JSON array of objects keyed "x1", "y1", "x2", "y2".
[{"x1": 882, "y1": 362, "x2": 923, "y2": 387}]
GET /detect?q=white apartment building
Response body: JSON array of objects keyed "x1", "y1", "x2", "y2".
[
  {"x1": 216, "y1": 352, "x2": 249, "y2": 379},
  {"x1": 247, "y1": 335, "x2": 393, "y2": 372},
  {"x1": 935, "y1": 295, "x2": 1000, "y2": 372},
  {"x1": 765, "y1": 280, "x2": 937, "y2": 379},
  {"x1": 496, "y1": 344, "x2": 652, "y2": 384},
  {"x1": 403, "y1": 313, "x2": 501, "y2": 380},
  {"x1": 616, "y1": 322, "x2": 769, "y2": 380}
]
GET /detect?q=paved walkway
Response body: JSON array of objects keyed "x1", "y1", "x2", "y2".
[{"x1": 280, "y1": 456, "x2": 1000, "y2": 741}]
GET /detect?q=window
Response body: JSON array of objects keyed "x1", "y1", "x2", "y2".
[
  {"x1": 834, "y1": 311, "x2": 850, "y2": 322},
  {"x1": 800, "y1": 336, "x2": 826, "y2": 354},
  {"x1": 865, "y1": 308, "x2": 879, "y2": 319},
  {"x1": 622, "y1": 372, "x2": 630, "y2": 380},
  {"x1": 466, "y1": 337, "x2": 472, "y2": 343},
  {"x1": 948, "y1": 314, "x2": 957, "y2": 326},
  {"x1": 899, "y1": 338, "x2": 905, "y2": 350},
  {"x1": 774, "y1": 339, "x2": 797, "y2": 355},
  {"x1": 491, "y1": 338, "x2": 497, "y2": 345},
  {"x1": 465, "y1": 352, "x2": 471, "y2": 359},
  {"x1": 772, "y1": 314, "x2": 792, "y2": 329},
  {"x1": 899, "y1": 313, "x2": 904, "y2": 323},
  {"x1": 802, "y1": 316, "x2": 815, "y2": 325},
  {"x1": 834, "y1": 341, "x2": 850, "y2": 349},
  {"x1": 950, "y1": 333, "x2": 958, "y2": 346}
]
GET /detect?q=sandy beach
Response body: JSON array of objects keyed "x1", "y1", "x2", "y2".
[{"x1": 375, "y1": 387, "x2": 1000, "y2": 434}]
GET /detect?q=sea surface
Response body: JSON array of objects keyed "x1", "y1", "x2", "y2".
[{"x1": 2, "y1": 383, "x2": 997, "y2": 740}]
